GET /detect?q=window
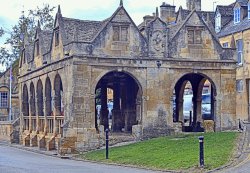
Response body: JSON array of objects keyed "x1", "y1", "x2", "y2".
[
  {"x1": 0, "y1": 92, "x2": 8, "y2": 108},
  {"x1": 35, "y1": 40, "x2": 39, "y2": 56},
  {"x1": 112, "y1": 26, "x2": 129, "y2": 41},
  {"x1": 236, "y1": 80, "x2": 243, "y2": 92},
  {"x1": 234, "y1": 8, "x2": 240, "y2": 24},
  {"x1": 22, "y1": 50, "x2": 26, "y2": 64},
  {"x1": 222, "y1": 42, "x2": 229, "y2": 48},
  {"x1": 248, "y1": 4, "x2": 250, "y2": 19},
  {"x1": 215, "y1": 13, "x2": 221, "y2": 33},
  {"x1": 187, "y1": 27, "x2": 202, "y2": 44},
  {"x1": 236, "y1": 39, "x2": 243, "y2": 65},
  {"x1": 55, "y1": 29, "x2": 59, "y2": 46}
]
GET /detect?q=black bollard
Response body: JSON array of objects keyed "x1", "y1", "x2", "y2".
[
  {"x1": 199, "y1": 136, "x2": 204, "y2": 167},
  {"x1": 105, "y1": 129, "x2": 109, "y2": 159}
]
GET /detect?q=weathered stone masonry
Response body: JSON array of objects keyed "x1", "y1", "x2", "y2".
[{"x1": 18, "y1": 1, "x2": 237, "y2": 152}]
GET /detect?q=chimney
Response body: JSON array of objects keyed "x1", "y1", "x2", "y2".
[
  {"x1": 186, "y1": 0, "x2": 201, "y2": 11},
  {"x1": 160, "y1": 2, "x2": 176, "y2": 23}
]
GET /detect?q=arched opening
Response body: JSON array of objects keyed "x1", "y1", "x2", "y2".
[
  {"x1": 30, "y1": 82, "x2": 36, "y2": 116},
  {"x1": 22, "y1": 84, "x2": 29, "y2": 116},
  {"x1": 45, "y1": 77, "x2": 52, "y2": 116},
  {"x1": 37, "y1": 80, "x2": 44, "y2": 116},
  {"x1": 173, "y1": 73, "x2": 216, "y2": 132},
  {"x1": 95, "y1": 71, "x2": 142, "y2": 133},
  {"x1": 54, "y1": 74, "x2": 63, "y2": 116}
]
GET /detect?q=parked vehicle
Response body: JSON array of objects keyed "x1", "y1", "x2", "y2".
[{"x1": 202, "y1": 94, "x2": 211, "y2": 120}]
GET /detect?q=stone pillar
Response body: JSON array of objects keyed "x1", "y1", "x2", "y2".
[
  {"x1": 178, "y1": 99, "x2": 184, "y2": 123},
  {"x1": 52, "y1": 90, "x2": 58, "y2": 135},
  {"x1": 29, "y1": 96, "x2": 33, "y2": 132},
  {"x1": 100, "y1": 82, "x2": 108, "y2": 130},
  {"x1": 43, "y1": 99, "x2": 47, "y2": 134},
  {"x1": 196, "y1": 97, "x2": 202, "y2": 123},
  {"x1": 124, "y1": 81, "x2": 136, "y2": 132},
  {"x1": 35, "y1": 97, "x2": 39, "y2": 133},
  {"x1": 112, "y1": 79, "x2": 122, "y2": 132}
]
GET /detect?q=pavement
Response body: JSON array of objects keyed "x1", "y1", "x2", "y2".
[{"x1": 1, "y1": 124, "x2": 250, "y2": 173}]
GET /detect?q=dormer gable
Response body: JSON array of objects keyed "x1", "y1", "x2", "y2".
[{"x1": 248, "y1": 0, "x2": 250, "y2": 19}]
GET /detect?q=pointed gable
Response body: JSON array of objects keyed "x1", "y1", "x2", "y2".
[{"x1": 169, "y1": 10, "x2": 227, "y2": 60}]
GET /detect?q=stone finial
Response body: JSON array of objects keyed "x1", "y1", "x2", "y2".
[
  {"x1": 156, "y1": 7, "x2": 159, "y2": 17},
  {"x1": 58, "y1": 5, "x2": 61, "y2": 14},
  {"x1": 120, "y1": 0, "x2": 123, "y2": 6}
]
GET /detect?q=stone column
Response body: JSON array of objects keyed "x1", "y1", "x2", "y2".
[
  {"x1": 29, "y1": 96, "x2": 33, "y2": 132},
  {"x1": 112, "y1": 79, "x2": 122, "y2": 132},
  {"x1": 100, "y1": 81, "x2": 108, "y2": 130},
  {"x1": 178, "y1": 98, "x2": 184, "y2": 123},
  {"x1": 43, "y1": 99, "x2": 47, "y2": 134},
  {"x1": 52, "y1": 90, "x2": 58, "y2": 135},
  {"x1": 35, "y1": 97, "x2": 39, "y2": 133},
  {"x1": 196, "y1": 97, "x2": 202, "y2": 123}
]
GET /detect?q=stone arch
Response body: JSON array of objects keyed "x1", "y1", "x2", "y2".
[
  {"x1": 22, "y1": 84, "x2": 29, "y2": 116},
  {"x1": 45, "y1": 77, "x2": 52, "y2": 116},
  {"x1": 30, "y1": 82, "x2": 36, "y2": 116},
  {"x1": 94, "y1": 70, "x2": 143, "y2": 133},
  {"x1": 54, "y1": 74, "x2": 63, "y2": 116},
  {"x1": 173, "y1": 72, "x2": 217, "y2": 132},
  {"x1": 36, "y1": 79, "x2": 44, "y2": 116}
]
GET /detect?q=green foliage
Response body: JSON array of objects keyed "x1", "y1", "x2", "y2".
[
  {"x1": 82, "y1": 132, "x2": 238, "y2": 171},
  {"x1": 0, "y1": 4, "x2": 55, "y2": 67},
  {"x1": 0, "y1": 27, "x2": 4, "y2": 37}
]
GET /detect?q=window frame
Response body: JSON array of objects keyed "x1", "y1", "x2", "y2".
[
  {"x1": 222, "y1": 42, "x2": 229, "y2": 48},
  {"x1": 112, "y1": 25, "x2": 129, "y2": 42},
  {"x1": 187, "y1": 27, "x2": 203, "y2": 44},
  {"x1": 55, "y1": 28, "x2": 60, "y2": 46},
  {"x1": 0, "y1": 92, "x2": 8, "y2": 108},
  {"x1": 236, "y1": 39, "x2": 243, "y2": 65},
  {"x1": 35, "y1": 39, "x2": 39, "y2": 56},
  {"x1": 236, "y1": 80, "x2": 243, "y2": 92},
  {"x1": 234, "y1": 7, "x2": 241, "y2": 24},
  {"x1": 248, "y1": 3, "x2": 250, "y2": 19}
]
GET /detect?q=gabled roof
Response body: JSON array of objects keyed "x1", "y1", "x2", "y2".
[
  {"x1": 217, "y1": 17, "x2": 250, "y2": 37},
  {"x1": 236, "y1": 0, "x2": 248, "y2": 6},
  {"x1": 40, "y1": 30, "x2": 53, "y2": 55},
  {"x1": 62, "y1": 17, "x2": 107, "y2": 43},
  {"x1": 216, "y1": 5, "x2": 234, "y2": 17}
]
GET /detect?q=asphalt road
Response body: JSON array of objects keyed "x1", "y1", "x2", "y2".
[{"x1": 0, "y1": 145, "x2": 162, "y2": 173}]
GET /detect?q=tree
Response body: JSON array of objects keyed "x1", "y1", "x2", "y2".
[{"x1": 0, "y1": 4, "x2": 55, "y2": 67}]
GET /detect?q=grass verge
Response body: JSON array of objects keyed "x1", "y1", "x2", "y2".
[{"x1": 80, "y1": 132, "x2": 239, "y2": 171}]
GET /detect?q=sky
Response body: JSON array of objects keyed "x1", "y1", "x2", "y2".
[{"x1": 0, "y1": 0, "x2": 236, "y2": 71}]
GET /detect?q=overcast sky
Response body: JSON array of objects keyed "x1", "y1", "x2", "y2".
[{"x1": 0, "y1": 0, "x2": 236, "y2": 70}]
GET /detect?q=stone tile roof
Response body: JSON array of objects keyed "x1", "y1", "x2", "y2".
[
  {"x1": 217, "y1": 17, "x2": 250, "y2": 37},
  {"x1": 62, "y1": 17, "x2": 107, "y2": 43},
  {"x1": 40, "y1": 30, "x2": 53, "y2": 55},
  {"x1": 25, "y1": 44, "x2": 34, "y2": 63},
  {"x1": 217, "y1": 5, "x2": 234, "y2": 17},
  {"x1": 236, "y1": 0, "x2": 248, "y2": 6}
]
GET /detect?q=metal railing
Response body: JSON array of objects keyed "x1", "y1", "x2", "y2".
[{"x1": 47, "y1": 116, "x2": 54, "y2": 133}]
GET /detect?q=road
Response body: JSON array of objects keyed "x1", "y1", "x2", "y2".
[{"x1": 0, "y1": 145, "x2": 161, "y2": 173}]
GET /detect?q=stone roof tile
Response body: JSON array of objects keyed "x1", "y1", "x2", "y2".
[
  {"x1": 217, "y1": 17, "x2": 250, "y2": 37},
  {"x1": 62, "y1": 17, "x2": 107, "y2": 42}
]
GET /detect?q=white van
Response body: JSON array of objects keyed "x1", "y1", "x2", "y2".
[{"x1": 183, "y1": 94, "x2": 193, "y2": 120}]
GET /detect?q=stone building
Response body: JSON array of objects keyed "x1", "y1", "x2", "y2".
[
  {"x1": 215, "y1": 0, "x2": 250, "y2": 122},
  {"x1": 18, "y1": 0, "x2": 236, "y2": 152},
  {"x1": 0, "y1": 66, "x2": 19, "y2": 121}
]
